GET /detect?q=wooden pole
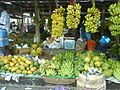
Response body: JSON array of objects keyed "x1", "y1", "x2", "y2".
[
  {"x1": 49, "y1": 3, "x2": 52, "y2": 14},
  {"x1": 34, "y1": 0, "x2": 40, "y2": 42},
  {"x1": 100, "y1": 3, "x2": 105, "y2": 36},
  {"x1": 21, "y1": 12, "x2": 24, "y2": 33}
]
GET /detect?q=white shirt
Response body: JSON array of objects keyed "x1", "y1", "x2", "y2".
[{"x1": 0, "y1": 10, "x2": 10, "y2": 32}]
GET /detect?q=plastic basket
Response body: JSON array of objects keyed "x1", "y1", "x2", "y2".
[
  {"x1": 64, "y1": 40, "x2": 75, "y2": 49},
  {"x1": 87, "y1": 40, "x2": 96, "y2": 50}
]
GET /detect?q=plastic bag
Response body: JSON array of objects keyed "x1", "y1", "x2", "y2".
[{"x1": 55, "y1": 86, "x2": 67, "y2": 90}]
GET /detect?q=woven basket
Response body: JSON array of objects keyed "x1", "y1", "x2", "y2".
[
  {"x1": 15, "y1": 48, "x2": 30, "y2": 55},
  {"x1": 43, "y1": 76, "x2": 76, "y2": 85}
]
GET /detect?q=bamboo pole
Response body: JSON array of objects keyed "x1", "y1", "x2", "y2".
[{"x1": 34, "y1": 0, "x2": 40, "y2": 42}]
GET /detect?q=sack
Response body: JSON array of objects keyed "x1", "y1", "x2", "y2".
[{"x1": 77, "y1": 74, "x2": 106, "y2": 90}]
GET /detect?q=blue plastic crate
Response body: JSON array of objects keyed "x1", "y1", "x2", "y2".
[{"x1": 64, "y1": 40, "x2": 75, "y2": 49}]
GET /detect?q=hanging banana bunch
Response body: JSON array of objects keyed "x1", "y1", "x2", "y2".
[
  {"x1": 84, "y1": 7, "x2": 101, "y2": 33},
  {"x1": 51, "y1": 6, "x2": 65, "y2": 38},
  {"x1": 66, "y1": 3, "x2": 81, "y2": 29},
  {"x1": 108, "y1": 2, "x2": 120, "y2": 36}
]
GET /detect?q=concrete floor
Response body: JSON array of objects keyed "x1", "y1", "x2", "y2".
[{"x1": 0, "y1": 77, "x2": 120, "y2": 90}]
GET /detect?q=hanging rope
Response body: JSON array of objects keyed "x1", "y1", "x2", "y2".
[
  {"x1": 92, "y1": 0, "x2": 95, "y2": 7},
  {"x1": 55, "y1": 0, "x2": 59, "y2": 8}
]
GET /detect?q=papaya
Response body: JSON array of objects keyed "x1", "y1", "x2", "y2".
[
  {"x1": 16, "y1": 70, "x2": 22, "y2": 74},
  {"x1": 95, "y1": 61, "x2": 101, "y2": 67},
  {"x1": 0, "y1": 62, "x2": 4, "y2": 66},
  {"x1": 22, "y1": 70, "x2": 28, "y2": 75},
  {"x1": 84, "y1": 56, "x2": 91, "y2": 63},
  {"x1": 20, "y1": 66, "x2": 25, "y2": 70},
  {"x1": 31, "y1": 67, "x2": 37, "y2": 72},
  {"x1": 28, "y1": 71, "x2": 32, "y2": 74},
  {"x1": 84, "y1": 63, "x2": 90, "y2": 71},
  {"x1": 11, "y1": 67, "x2": 18, "y2": 72}
]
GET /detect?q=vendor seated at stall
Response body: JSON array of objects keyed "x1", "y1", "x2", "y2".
[
  {"x1": 40, "y1": 25, "x2": 51, "y2": 41},
  {"x1": 79, "y1": 21, "x2": 91, "y2": 40}
]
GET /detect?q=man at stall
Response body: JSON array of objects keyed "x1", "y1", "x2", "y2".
[{"x1": 0, "y1": 4, "x2": 10, "y2": 56}]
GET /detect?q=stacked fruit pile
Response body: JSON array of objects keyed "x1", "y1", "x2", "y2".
[
  {"x1": 0, "y1": 55, "x2": 39, "y2": 75},
  {"x1": 38, "y1": 50, "x2": 120, "y2": 80},
  {"x1": 75, "y1": 50, "x2": 120, "y2": 80},
  {"x1": 106, "y1": 59, "x2": 120, "y2": 79},
  {"x1": 38, "y1": 51, "x2": 75, "y2": 77},
  {"x1": 110, "y1": 44, "x2": 120, "y2": 56},
  {"x1": 75, "y1": 50, "x2": 106, "y2": 76},
  {"x1": 114, "y1": 68, "x2": 120, "y2": 80},
  {"x1": 39, "y1": 61, "x2": 57, "y2": 76},
  {"x1": 66, "y1": 3, "x2": 81, "y2": 29},
  {"x1": 84, "y1": 7, "x2": 100, "y2": 33},
  {"x1": 51, "y1": 6, "x2": 65, "y2": 37},
  {"x1": 30, "y1": 43, "x2": 43, "y2": 57},
  {"x1": 108, "y1": 2, "x2": 120, "y2": 36}
]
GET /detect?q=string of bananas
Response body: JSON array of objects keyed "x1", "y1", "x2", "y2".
[
  {"x1": 38, "y1": 61, "x2": 56, "y2": 76},
  {"x1": 108, "y1": 2, "x2": 120, "y2": 36},
  {"x1": 66, "y1": 3, "x2": 81, "y2": 29},
  {"x1": 59, "y1": 60, "x2": 74, "y2": 77},
  {"x1": 84, "y1": 7, "x2": 100, "y2": 33},
  {"x1": 114, "y1": 68, "x2": 120, "y2": 80},
  {"x1": 51, "y1": 6, "x2": 65, "y2": 37}
]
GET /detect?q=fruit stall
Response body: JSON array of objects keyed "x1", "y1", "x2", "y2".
[{"x1": 0, "y1": 0, "x2": 120, "y2": 90}]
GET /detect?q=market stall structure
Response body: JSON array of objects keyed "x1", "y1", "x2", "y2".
[{"x1": 0, "y1": 0, "x2": 120, "y2": 90}]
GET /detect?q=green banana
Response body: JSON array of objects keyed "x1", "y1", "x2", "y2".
[
  {"x1": 46, "y1": 69, "x2": 57, "y2": 76},
  {"x1": 114, "y1": 68, "x2": 120, "y2": 80}
]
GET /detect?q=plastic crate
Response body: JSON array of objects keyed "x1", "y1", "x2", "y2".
[
  {"x1": 87, "y1": 40, "x2": 96, "y2": 50},
  {"x1": 64, "y1": 40, "x2": 75, "y2": 49}
]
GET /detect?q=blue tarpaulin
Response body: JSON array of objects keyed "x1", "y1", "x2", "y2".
[{"x1": 99, "y1": 36, "x2": 110, "y2": 44}]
